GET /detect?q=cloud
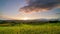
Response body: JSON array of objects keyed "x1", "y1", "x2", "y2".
[{"x1": 19, "y1": 0, "x2": 60, "y2": 13}]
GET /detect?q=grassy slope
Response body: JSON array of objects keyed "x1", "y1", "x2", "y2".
[{"x1": 0, "y1": 23, "x2": 60, "y2": 34}]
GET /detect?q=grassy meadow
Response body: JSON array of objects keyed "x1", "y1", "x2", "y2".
[{"x1": 0, "y1": 22, "x2": 60, "y2": 34}]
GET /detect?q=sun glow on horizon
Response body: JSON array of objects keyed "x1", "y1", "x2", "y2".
[{"x1": 22, "y1": 17, "x2": 29, "y2": 20}]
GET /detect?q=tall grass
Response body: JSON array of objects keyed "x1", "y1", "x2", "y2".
[{"x1": 0, "y1": 23, "x2": 60, "y2": 34}]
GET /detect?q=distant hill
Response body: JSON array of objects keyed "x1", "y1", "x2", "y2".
[{"x1": 0, "y1": 18, "x2": 60, "y2": 23}]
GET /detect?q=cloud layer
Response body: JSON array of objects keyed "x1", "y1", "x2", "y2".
[{"x1": 19, "y1": 0, "x2": 60, "y2": 13}]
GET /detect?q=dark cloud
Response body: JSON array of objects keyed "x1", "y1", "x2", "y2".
[{"x1": 19, "y1": 0, "x2": 60, "y2": 13}]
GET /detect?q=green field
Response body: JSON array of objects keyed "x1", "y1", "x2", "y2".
[{"x1": 0, "y1": 23, "x2": 60, "y2": 34}]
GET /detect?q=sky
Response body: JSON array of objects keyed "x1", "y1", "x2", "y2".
[{"x1": 0, "y1": 0, "x2": 60, "y2": 20}]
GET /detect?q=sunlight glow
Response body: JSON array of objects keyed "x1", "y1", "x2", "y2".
[{"x1": 23, "y1": 17, "x2": 29, "y2": 20}]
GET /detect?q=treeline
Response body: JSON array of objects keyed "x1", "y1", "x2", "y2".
[
  {"x1": 0, "y1": 20, "x2": 60, "y2": 24},
  {"x1": 0, "y1": 20, "x2": 60, "y2": 26}
]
